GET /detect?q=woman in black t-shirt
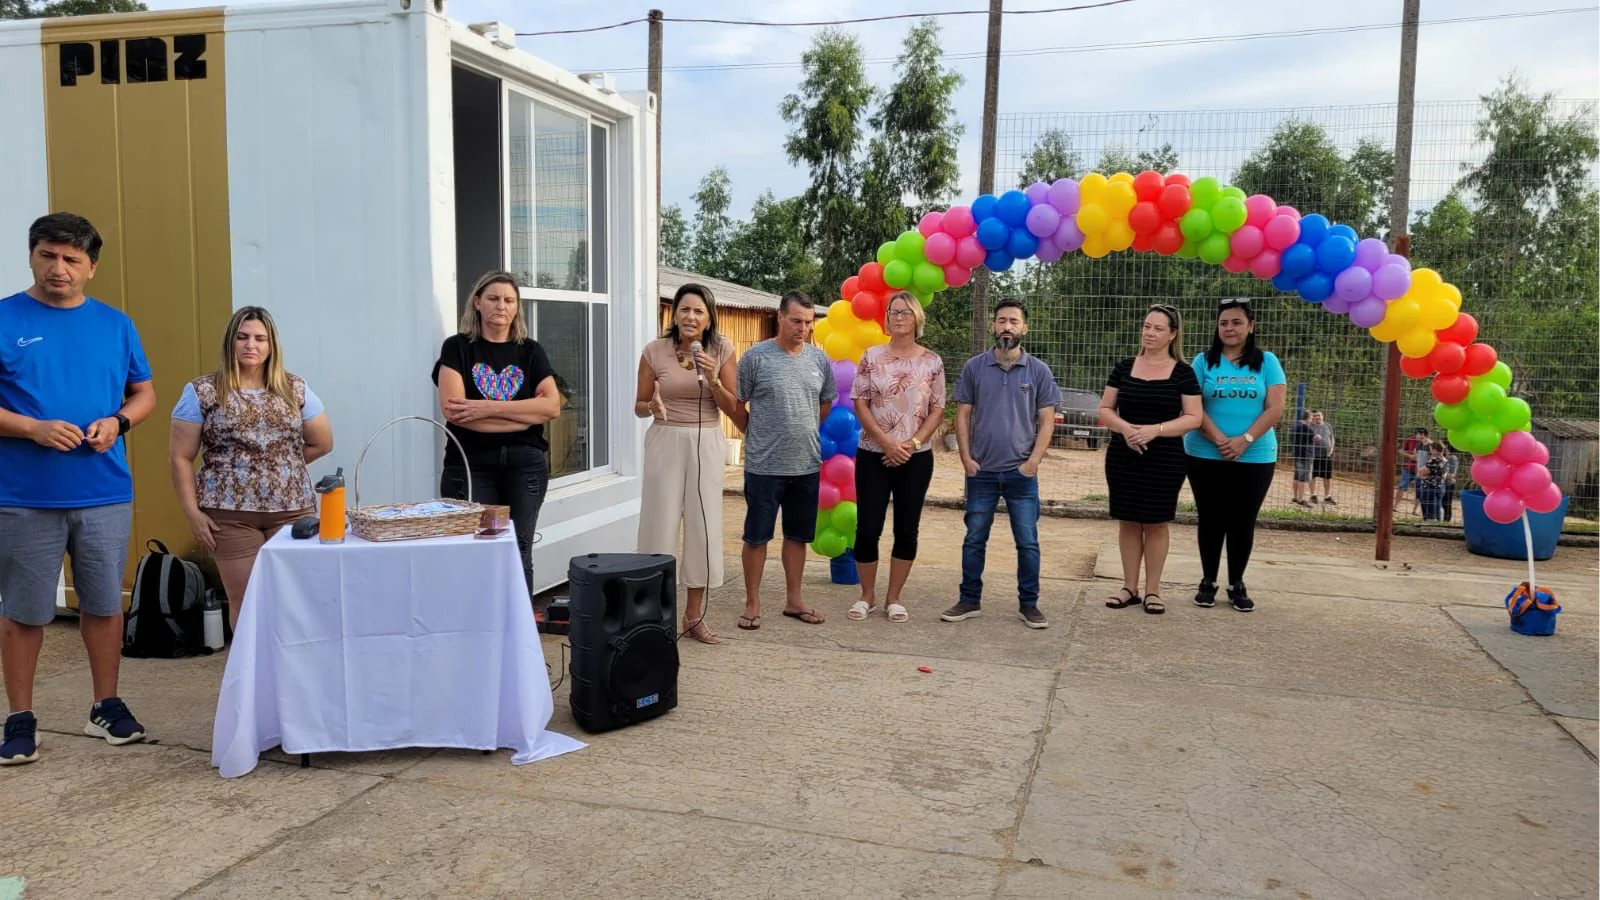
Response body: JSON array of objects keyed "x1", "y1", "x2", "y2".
[{"x1": 432, "y1": 270, "x2": 561, "y2": 597}]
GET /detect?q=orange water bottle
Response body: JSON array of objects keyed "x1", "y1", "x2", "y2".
[{"x1": 315, "y1": 467, "x2": 346, "y2": 544}]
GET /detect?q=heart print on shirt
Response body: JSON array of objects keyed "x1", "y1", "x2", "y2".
[{"x1": 472, "y1": 363, "x2": 525, "y2": 400}]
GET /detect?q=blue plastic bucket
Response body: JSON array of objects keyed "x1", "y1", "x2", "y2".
[
  {"x1": 1460, "y1": 489, "x2": 1567, "y2": 561},
  {"x1": 1505, "y1": 583, "x2": 1561, "y2": 636}
]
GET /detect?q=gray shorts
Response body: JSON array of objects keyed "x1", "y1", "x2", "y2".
[
  {"x1": 1293, "y1": 458, "x2": 1312, "y2": 483},
  {"x1": 0, "y1": 504, "x2": 131, "y2": 626}
]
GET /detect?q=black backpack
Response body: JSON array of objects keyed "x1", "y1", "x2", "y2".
[{"x1": 122, "y1": 539, "x2": 208, "y2": 658}]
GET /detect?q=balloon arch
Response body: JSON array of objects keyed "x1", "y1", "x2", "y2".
[{"x1": 808, "y1": 170, "x2": 1563, "y2": 560}]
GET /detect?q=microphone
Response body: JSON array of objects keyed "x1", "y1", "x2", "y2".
[{"x1": 690, "y1": 340, "x2": 704, "y2": 384}]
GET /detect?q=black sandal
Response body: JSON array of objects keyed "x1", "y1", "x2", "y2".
[
  {"x1": 1143, "y1": 594, "x2": 1166, "y2": 615},
  {"x1": 1105, "y1": 587, "x2": 1141, "y2": 609}
]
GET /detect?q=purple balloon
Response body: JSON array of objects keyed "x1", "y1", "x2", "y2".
[
  {"x1": 1047, "y1": 178, "x2": 1080, "y2": 216},
  {"x1": 1350, "y1": 296, "x2": 1389, "y2": 328},
  {"x1": 1372, "y1": 263, "x2": 1411, "y2": 301},
  {"x1": 1334, "y1": 265, "x2": 1373, "y2": 303},
  {"x1": 1054, "y1": 217, "x2": 1084, "y2": 251},
  {"x1": 1025, "y1": 203, "x2": 1061, "y2": 238},
  {"x1": 1383, "y1": 253, "x2": 1412, "y2": 272},
  {"x1": 1323, "y1": 294, "x2": 1353, "y2": 314},
  {"x1": 832, "y1": 360, "x2": 856, "y2": 399},
  {"x1": 1024, "y1": 181, "x2": 1052, "y2": 206},
  {"x1": 1353, "y1": 238, "x2": 1387, "y2": 271},
  {"x1": 1035, "y1": 236, "x2": 1064, "y2": 263}
]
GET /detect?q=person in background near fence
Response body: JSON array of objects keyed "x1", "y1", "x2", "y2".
[
  {"x1": 433, "y1": 271, "x2": 561, "y2": 601},
  {"x1": 1440, "y1": 443, "x2": 1461, "y2": 522},
  {"x1": 169, "y1": 307, "x2": 333, "y2": 631},
  {"x1": 945, "y1": 299, "x2": 1062, "y2": 630},
  {"x1": 849, "y1": 291, "x2": 945, "y2": 624},
  {"x1": 1310, "y1": 410, "x2": 1336, "y2": 505},
  {"x1": 1098, "y1": 304, "x2": 1203, "y2": 616},
  {"x1": 733, "y1": 291, "x2": 834, "y2": 630},
  {"x1": 1, "y1": 213, "x2": 158, "y2": 764},
  {"x1": 1396, "y1": 426, "x2": 1427, "y2": 515},
  {"x1": 1184, "y1": 298, "x2": 1287, "y2": 613},
  {"x1": 1417, "y1": 439, "x2": 1449, "y2": 521},
  {"x1": 1290, "y1": 410, "x2": 1314, "y2": 507},
  {"x1": 634, "y1": 283, "x2": 740, "y2": 644}
]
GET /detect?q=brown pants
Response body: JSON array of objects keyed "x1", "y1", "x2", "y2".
[{"x1": 203, "y1": 507, "x2": 313, "y2": 561}]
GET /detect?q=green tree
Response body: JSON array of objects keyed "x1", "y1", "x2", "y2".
[
  {"x1": 867, "y1": 18, "x2": 964, "y2": 210},
  {"x1": 688, "y1": 167, "x2": 734, "y2": 278},
  {"x1": 1016, "y1": 129, "x2": 1082, "y2": 187},
  {"x1": 1232, "y1": 122, "x2": 1392, "y2": 235},
  {"x1": 1090, "y1": 143, "x2": 1180, "y2": 177},
  {"x1": 659, "y1": 204, "x2": 691, "y2": 269},
  {"x1": 0, "y1": 0, "x2": 146, "y2": 16},
  {"x1": 725, "y1": 192, "x2": 817, "y2": 295}
]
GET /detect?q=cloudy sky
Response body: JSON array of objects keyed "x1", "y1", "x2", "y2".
[{"x1": 148, "y1": 0, "x2": 1598, "y2": 216}]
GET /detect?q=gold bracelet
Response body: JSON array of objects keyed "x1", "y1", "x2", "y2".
[{"x1": 1158, "y1": 421, "x2": 1165, "y2": 436}]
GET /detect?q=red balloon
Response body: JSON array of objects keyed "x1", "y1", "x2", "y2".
[
  {"x1": 859, "y1": 262, "x2": 886, "y2": 294},
  {"x1": 1130, "y1": 232, "x2": 1157, "y2": 254},
  {"x1": 1430, "y1": 373, "x2": 1470, "y2": 405},
  {"x1": 1133, "y1": 170, "x2": 1166, "y2": 202},
  {"x1": 1428, "y1": 340, "x2": 1466, "y2": 375},
  {"x1": 851, "y1": 291, "x2": 881, "y2": 322},
  {"x1": 1157, "y1": 184, "x2": 1191, "y2": 220},
  {"x1": 1165, "y1": 173, "x2": 1191, "y2": 187},
  {"x1": 1152, "y1": 222, "x2": 1184, "y2": 256},
  {"x1": 1461, "y1": 343, "x2": 1498, "y2": 377},
  {"x1": 1437, "y1": 311, "x2": 1478, "y2": 346},
  {"x1": 1128, "y1": 201, "x2": 1162, "y2": 235},
  {"x1": 840, "y1": 275, "x2": 860, "y2": 301},
  {"x1": 1400, "y1": 354, "x2": 1435, "y2": 379}
]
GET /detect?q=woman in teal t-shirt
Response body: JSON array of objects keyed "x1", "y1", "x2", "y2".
[{"x1": 1183, "y1": 298, "x2": 1287, "y2": 612}]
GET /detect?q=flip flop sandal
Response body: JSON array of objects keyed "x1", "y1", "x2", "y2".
[
  {"x1": 782, "y1": 608, "x2": 825, "y2": 625},
  {"x1": 886, "y1": 603, "x2": 909, "y2": 623},
  {"x1": 1106, "y1": 587, "x2": 1141, "y2": 609},
  {"x1": 847, "y1": 600, "x2": 872, "y2": 621},
  {"x1": 1143, "y1": 594, "x2": 1167, "y2": 615},
  {"x1": 737, "y1": 615, "x2": 761, "y2": 630}
]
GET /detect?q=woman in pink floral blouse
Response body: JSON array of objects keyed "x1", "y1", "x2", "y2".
[{"x1": 848, "y1": 291, "x2": 946, "y2": 623}]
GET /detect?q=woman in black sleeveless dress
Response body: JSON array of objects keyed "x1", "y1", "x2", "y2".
[{"x1": 1098, "y1": 304, "x2": 1203, "y2": 614}]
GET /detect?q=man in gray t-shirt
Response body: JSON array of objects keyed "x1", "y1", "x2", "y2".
[{"x1": 733, "y1": 292, "x2": 835, "y2": 630}]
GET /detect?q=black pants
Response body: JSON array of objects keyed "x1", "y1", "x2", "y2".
[
  {"x1": 854, "y1": 449, "x2": 935, "y2": 564},
  {"x1": 442, "y1": 446, "x2": 549, "y2": 598},
  {"x1": 1443, "y1": 483, "x2": 1457, "y2": 522},
  {"x1": 1186, "y1": 457, "x2": 1275, "y2": 587}
]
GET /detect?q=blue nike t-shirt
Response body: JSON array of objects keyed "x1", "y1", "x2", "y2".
[
  {"x1": 0, "y1": 291, "x2": 152, "y2": 508},
  {"x1": 1183, "y1": 350, "x2": 1286, "y2": 465}
]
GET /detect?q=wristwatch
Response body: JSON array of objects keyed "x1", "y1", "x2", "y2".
[
  {"x1": 912, "y1": 438, "x2": 923, "y2": 451},
  {"x1": 1242, "y1": 432, "x2": 1255, "y2": 444},
  {"x1": 114, "y1": 413, "x2": 131, "y2": 435}
]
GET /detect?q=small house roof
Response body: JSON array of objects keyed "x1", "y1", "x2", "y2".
[
  {"x1": 658, "y1": 266, "x2": 827, "y2": 316},
  {"x1": 1531, "y1": 418, "x2": 1599, "y2": 441}
]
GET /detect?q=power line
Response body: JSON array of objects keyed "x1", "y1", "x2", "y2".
[
  {"x1": 515, "y1": 2, "x2": 1134, "y2": 37},
  {"x1": 559, "y1": 7, "x2": 1595, "y2": 75}
]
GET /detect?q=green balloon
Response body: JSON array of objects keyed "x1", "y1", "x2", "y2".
[
  {"x1": 1466, "y1": 380, "x2": 1508, "y2": 417},
  {"x1": 1221, "y1": 185, "x2": 1247, "y2": 203},
  {"x1": 1191, "y1": 176, "x2": 1222, "y2": 209},
  {"x1": 812, "y1": 529, "x2": 847, "y2": 559},
  {"x1": 914, "y1": 289, "x2": 934, "y2": 306},
  {"x1": 1179, "y1": 208, "x2": 1214, "y2": 241},
  {"x1": 1211, "y1": 196, "x2": 1248, "y2": 233},
  {"x1": 831, "y1": 500, "x2": 858, "y2": 534},
  {"x1": 1493, "y1": 396, "x2": 1532, "y2": 433},
  {"x1": 912, "y1": 261, "x2": 946, "y2": 294},
  {"x1": 1450, "y1": 423, "x2": 1502, "y2": 457},
  {"x1": 846, "y1": 530, "x2": 856, "y2": 550},
  {"x1": 883, "y1": 259, "x2": 913, "y2": 289},
  {"x1": 1176, "y1": 238, "x2": 1200, "y2": 260},
  {"x1": 1477, "y1": 361, "x2": 1513, "y2": 391},
  {"x1": 816, "y1": 508, "x2": 832, "y2": 533},
  {"x1": 895, "y1": 230, "x2": 926, "y2": 263},
  {"x1": 1433, "y1": 401, "x2": 1473, "y2": 431},
  {"x1": 1198, "y1": 232, "x2": 1231, "y2": 265},
  {"x1": 877, "y1": 241, "x2": 898, "y2": 267}
]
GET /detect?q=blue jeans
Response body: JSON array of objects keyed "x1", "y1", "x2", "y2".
[
  {"x1": 1418, "y1": 482, "x2": 1444, "y2": 521},
  {"x1": 960, "y1": 469, "x2": 1041, "y2": 608}
]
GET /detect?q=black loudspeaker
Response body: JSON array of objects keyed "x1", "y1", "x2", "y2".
[{"x1": 567, "y1": 553, "x2": 680, "y2": 733}]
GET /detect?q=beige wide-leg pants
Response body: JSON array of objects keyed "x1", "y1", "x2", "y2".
[{"x1": 636, "y1": 422, "x2": 726, "y2": 589}]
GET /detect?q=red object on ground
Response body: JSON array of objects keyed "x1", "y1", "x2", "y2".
[{"x1": 917, "y1": 666, "x2": 933, "y2": 674}]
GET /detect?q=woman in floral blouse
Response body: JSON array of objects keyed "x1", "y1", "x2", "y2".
[
  {"x1": 848, "y1": 291, "x2": 946, "y2": 623},
  {"x1": 169, "y1": 307, "x2": 333, "y2": 629}
]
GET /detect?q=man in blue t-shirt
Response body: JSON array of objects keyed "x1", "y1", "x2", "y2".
[{"x1": 0, "y1": 213, "x2": 157, "y2": 765}]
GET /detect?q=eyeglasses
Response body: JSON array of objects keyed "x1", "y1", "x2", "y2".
[
  {"x1": 1218, "y1": 298, "x2": 1252, "y2": 309},
  {"x1": 886, "y1": 309, "x2": 916, "y2": 318}
]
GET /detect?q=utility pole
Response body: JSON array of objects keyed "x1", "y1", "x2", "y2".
[
  {"x1": 648, "y1": 9, "x2": 664, "y2": 226},
  {"x1": 1374, "y1": 0, "x2": 1420, "y2": 561},
  {"x1": 970, "y1": 0, "x2": 1003, "y2": 355}
]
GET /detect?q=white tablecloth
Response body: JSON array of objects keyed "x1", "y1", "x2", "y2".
[{"x1": 211, "y1": 528, "x2": 584, "y2": 777}]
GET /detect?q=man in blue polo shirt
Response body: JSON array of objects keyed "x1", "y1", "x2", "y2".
[
  {"x1": 0, "y1": 213, "x2": 157, "y2": 765},
  {"x1": 944, "y1": 299, "x2": 1061, "y2": 629}
]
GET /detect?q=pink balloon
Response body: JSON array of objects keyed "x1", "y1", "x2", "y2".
[
  {"x1": 1054, "y1": 217, "x2": 1085, "y2": 252},
  {"x1": 1276, "y1": 205, "x2": 1301, "y2": 220},
  {"x1": 942, "y1": 206, "x2": 976, "y2": 238},
  {"x1": 1333, "y1": 265, "x2": 1373, "y2": 303},
  {"x1": 817, "y1": 480, "x2": 841, "y2": 510},
  {"x1": 822, "y1": 455, "x2": 855, "y2": 488},
  {"x1": 1471, "y1": 455, "x2": 1514, "y2": 491},
  {"x1": 1532, "y1": 441, "x2": 1550, "y2": 466},
  {"x1": 918, "y1": 210, "x2": 944, "y2": 237},
  {"x1": 943, "y1": 263, "x2": 973, "y2": 288},
  {"x1": 839, "y1": 478, "x2": 857, "y2": 503},
  {"x1": 1526, "y1": 483, "x2": 1564, "y2": 515},
  {"x1": 1248, "y1": 248, "x2": 1282, "y2": 280},
  {"x1": 955, "y1": 234, "x2": 986, "y2": 268},
  {"x1": 1047, "y1": 178, "x2": 1080, "y2": 215},
  {"x1": 924, "y1": 231, "x2": 957, "y2": 266},
  {"x1": 1025, "y1": 203, "x2": 1062, "y2": 238},
  {"x1": 1221, "y1": 254, "x2": 1249, "y2": 273},
  {"x1": 1263, "y1": 215, "x2": 1300, "y2": 251},
  {"x1": 1229, "y1": 225, "x2": 1265, "y2": 260},
  {"x1": 1243, "y1": 194, "x2": 1277, "y2": 228},
  {"x1": 1482, "y1": 488, "x2": 1526, "y2": 525},
  {"x1": 1510, "y1": 462, "x2": 1554, "y2": 498},
  {"x1": 1034, "y1": 237, "x2": 1064, "y2": 263},
  {"x1": 1349, "y1": 296, "x2": 1388, "y2": 328},
  {"x1": 1024, "y1": 181, "x2": 1051, "y2": 205},
  {"x1": 1498, "y1": 431, "x2": 1540, "y2": 466}
]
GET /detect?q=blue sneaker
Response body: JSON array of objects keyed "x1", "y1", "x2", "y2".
[
  {"x1": 1, "y1": 711, "x2": 39, "y2": 764},
  {"x1": 85, "y1": 697, "x2": 146, "y2": 745}
]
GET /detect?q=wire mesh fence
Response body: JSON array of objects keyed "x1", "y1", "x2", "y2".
[{"x1": 918, "y1": 99, "x2": 1599, "y2": 530}]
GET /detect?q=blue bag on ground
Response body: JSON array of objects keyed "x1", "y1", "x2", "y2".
[{"x1": 1504, "y1": 582, "x2": 1560, "y2": 637}]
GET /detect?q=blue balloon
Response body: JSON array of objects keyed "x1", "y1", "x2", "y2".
[
  {"x1": 838, "y1": 440, "x2": 858, "y2": 459},
  {"x1": 984, "y1": 249, "x2": 1015, "y2": 272},
  {"x1": 824, "y1": 406, "x2": 855, "y2": 441},
  {"x1": 971, "y1": 194, "x2": 999, "y2": 222},
  {"x1": 1327, "y1": 223, "x2": 1358, "y2": 244},
  {"x1": 1280, "y1": 243, "x2": 1317, "y2": 278},
  {"x1": 976, "y1": 217, "x2": 1011, "y2": 251},
  {"x1": 1270, "y1": 272, "x2": 1300, "y2": 293},
  {"x1": 1297, "y1": 272, "x2": 1333, "y2": 303},
  {"x1": 1315, "y1": 235, "x2": 1356, "y2": 273},
  {"x1": 1006, "y1": 228, "x2": 1039, "y2": 259},
  {"x1": 1297, "y1": 214, "x2": 1330, "y2": 246},
  {"x1": 995, "y1": 190, "x2": 1031, "y2": 228},
  {"x1": 819, "y1": 433, "x2": 837, "y2": 458}
]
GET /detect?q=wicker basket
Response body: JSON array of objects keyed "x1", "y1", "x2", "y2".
[{"x1": 348, "y1": 416, "x2": 485, "y2": 542}]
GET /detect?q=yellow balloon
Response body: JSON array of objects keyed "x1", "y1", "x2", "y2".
[
  {"x1": 854, "y1": 316, "x2": 883, "y2": 344},
  {"x1": 843, "y1": 340, "x2": 866, "y2": 364},
  {"x1": 1082, "y1": 234, "x2": 1111, "y2": 258},
  {"x1": 824, "y1": 331, "x2": 855, "y2": 361},
  {"x1": 1419, "y1": 297, "x2": 1457, "y2": 330},
  {"x1": 1410, "y1": 267, "x2": 1443, "y2": 294},
  {"x1": 1078, "y1": 172, "x2": 1109, "y2": 203},
  {"x1": 1105, "y1": 220, "x2": 1136, "y2": 251},
  {"x1": 827, "y1": 299, "x2": 853, "y2": 321},
  {"x1": 1439, "y1": 282, "x2": 1462, "y2": 310},
  {"x1": 1104, "y1": 182, "x2": 1138, "y2": 217},
  {"x1": 1397, "y1": 328, "x2": 1437, "y2": 359},
  {"x1": 1109, "y1": 171, "x2": 1135, "y2": 186},
  {"x1": 868, "y1": 328, "x2": 890, "y2": 346},
  {"x1": 1076, "y1": 203, "x2": 1110, "y2": 235},
  {"x1": 1369, "y1": 319, "x2": 1404, "y2": 343},
  {"x1": 1383, "y1": 297, "x2": 1422, "y2": 330},
  {"x1": 813, "y1": 317, "x2": 834, "y2": 344}
]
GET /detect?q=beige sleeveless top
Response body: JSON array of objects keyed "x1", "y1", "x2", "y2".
[{"x1": 642, "y1": 336, "x2": 734, "y2": 426}]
